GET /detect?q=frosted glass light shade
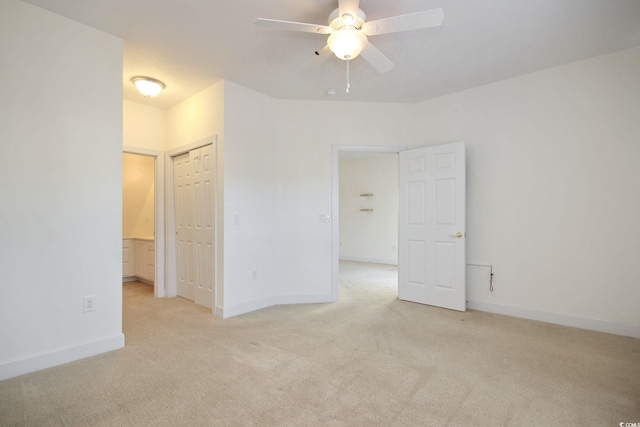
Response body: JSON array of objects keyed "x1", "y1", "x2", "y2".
[
  {"x1": 328, "y1": 29, "x2": 368, "y2": 60},
  {"x1": 131, "y1": 76, "x2": 165, "y2": 98}
]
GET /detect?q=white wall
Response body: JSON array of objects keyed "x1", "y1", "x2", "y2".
[
  {"x1": 166, "y1": 82, "x2": 225, "y2": 150},
  {"x1": 221, "y1": 81, "x2": 279, "y2": 316},
  {"x1": 339, "y1": 155, "x2": 398, "y2": 264},
  {"x1": 0, "y1": 1, "x2": 124, "y2": 379},
  {"x1": 122, "y1": 153, "x2": 155, "y2": 238},
  {"x1": 123, "y1": 100, "x2": 166, "y2": 150},
  {"x1": 274, "y1": 101, "x2": 416, "y2": 299},
  {"x1": 414, "y1": 47, "x2": 640, "y2": 334}
]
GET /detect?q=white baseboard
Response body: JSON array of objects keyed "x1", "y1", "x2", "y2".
[
  {"x1": 122, "y1": 276, "x2": 153, "y2": 285},
  {"x1": 277, "y1": 294, "x2": 334, "y2": 305},
  {"x1": 221, "y1": 296, "x2": 279, "y2": 319},
  {"x1": 467, "y1": 300, "x2": 640, "y2": 338},
  {"x1": 0, "y1": 333, "x2": 125, "y2": 381},
  {"x1": 220, "y1": 294, "x2": 335, "y2": 319},
  {"x1": 339, "y1": 256, "x2": 398, "y2": 266}
]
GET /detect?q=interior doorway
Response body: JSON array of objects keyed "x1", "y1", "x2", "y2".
[
  {"x1": 338, "y1": 151, "x2": 399, "y2": 265},
  {"x1": 122, "y1": 146, "x2": 166, "y2": 298},
  {"x1": 332, "y1": 146, "x2": 404, "y2": 301}
]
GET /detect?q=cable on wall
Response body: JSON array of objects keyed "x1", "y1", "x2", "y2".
[{"x1": 466, "y1": 263, "x2": 494, "y2": 292}]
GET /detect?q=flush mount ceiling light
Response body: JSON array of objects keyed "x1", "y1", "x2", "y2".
[{"x1": 131, "y1": 76, "x2": 165, "y2": 98}]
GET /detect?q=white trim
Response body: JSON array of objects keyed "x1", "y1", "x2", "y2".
[
  {"x1": 165, "y1": 151, "x2": 177, "y2": 298},
  {"x1": 331, "y1": 145, "x2": 406, "y2": 302},
  {"x1": 166, "y1": 139, "x2": 216, "y2": 157},
  {"x1": 123, "y1": 146, "x2": 166, "y2": 298},
  {"x1": 0, "y1": 334, "x2": 124, "y2": 381},
  {"x1": 123, "y1": 145, "x2": 162, "y2": 157},
  {"x1": 339, "y1": 256, "x2": 398, "y2": 266},
  {"x1": 467, "y1": 300, "x2": 640, "y2": 338},
  {"x1": 165, "y1": 136, "x2": 219, "y2": 313},
  {"x1": 214, "y1": 305, "x2": 224, "y2": 318}
]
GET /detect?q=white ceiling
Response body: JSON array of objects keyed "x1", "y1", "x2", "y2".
[{"x1": 22, "y1": 0, "x2": 640, "y2": 109}]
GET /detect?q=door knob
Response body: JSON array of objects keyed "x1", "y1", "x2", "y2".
[{"x1": 450, "y1": 232, "x2": 464, "y2": 238}]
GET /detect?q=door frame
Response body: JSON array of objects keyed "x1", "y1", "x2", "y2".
[
  {"x1": 122, "y1": 146, "x2": 166, "y2": 298},
  {"x1": 331, "y1": 145, "x2": 406, "y2": 301},
  {"x1": 165, "y1": 135, "x2": 219, "y2": 314}
]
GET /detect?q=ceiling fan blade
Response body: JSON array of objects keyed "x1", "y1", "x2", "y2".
[
  {"x1": 339, "y1": 0, "x2": 361, "y2": 18},
  {"x1": 362, "y1": 8, "x2": 444, "y2": 36},
  {"x1": 360, "y1": 42, "x2": 394, "y2": 73},
  {"x1": 301, "y1": 45, "x2": 333, "y2": 72},
  {"x1": 255, "y1": 18, "x2": 332, "y2": 34}
]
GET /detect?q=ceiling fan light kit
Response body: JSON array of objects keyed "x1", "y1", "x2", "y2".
[{"x1": 327, "y1": 29, "x2": 368, "y2": 60}]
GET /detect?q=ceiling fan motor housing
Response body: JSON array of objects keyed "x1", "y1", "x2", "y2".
[{"x1": 328, "y1": 7, "x2": 367, "y2": 30}]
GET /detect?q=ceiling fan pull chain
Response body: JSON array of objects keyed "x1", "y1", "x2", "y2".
[{"x1": 346, "y1": 59, "x2": 351, "y2": 94}]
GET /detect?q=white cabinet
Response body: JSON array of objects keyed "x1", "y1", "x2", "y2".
[
  {"x1": 122, "y1": 239, "x2": 134, "y2": 278},
  {"x1": 134, "y1": 240, "x2": 155, "y2": 283},
  {"x1": 134, "y1": 241, "x2": 147, "y2": 279},
  {"x1": 123, "y1": 238, "x2": 154, "y2": 283},
  {"x1": 144, "y1": 242, "x2": 155, "y2": 282}
]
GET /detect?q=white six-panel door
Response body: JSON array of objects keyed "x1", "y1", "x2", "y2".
[
  {"x1": 174, "y1": 151, "x2": 195, "y2": 301},
  {"x1": 398, "y1": 142, "x2": 466, "y2": 311},
  {"x1": 174, "y1": 145, "x2": 214, "y2": 309},
  {"x1": 192, "y1": 146, "x2": 214, "y2": 308}
]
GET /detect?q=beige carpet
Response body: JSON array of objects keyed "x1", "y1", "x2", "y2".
[{"x1": 1, "y1": 261, "x2": 639, "y2": 426}]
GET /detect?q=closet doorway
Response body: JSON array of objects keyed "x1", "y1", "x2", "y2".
[
  {"x1": 173, "y1": 145, "x2": 214, "y2": 308},
  {"x1": 166, "y1": 136, "x2": 218, "y2": 311}
]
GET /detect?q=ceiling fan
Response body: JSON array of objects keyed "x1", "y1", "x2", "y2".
[{"x1": 255, "y1": 0, "x2": 444, "y2": 74}]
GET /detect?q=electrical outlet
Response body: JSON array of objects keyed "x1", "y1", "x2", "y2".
[
  {"x1": 252, "y1": 270, "x2": 258, "y2": 281},
  {"x1": 83, "y1": 296, "x2": 96, "y2": 313}
]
